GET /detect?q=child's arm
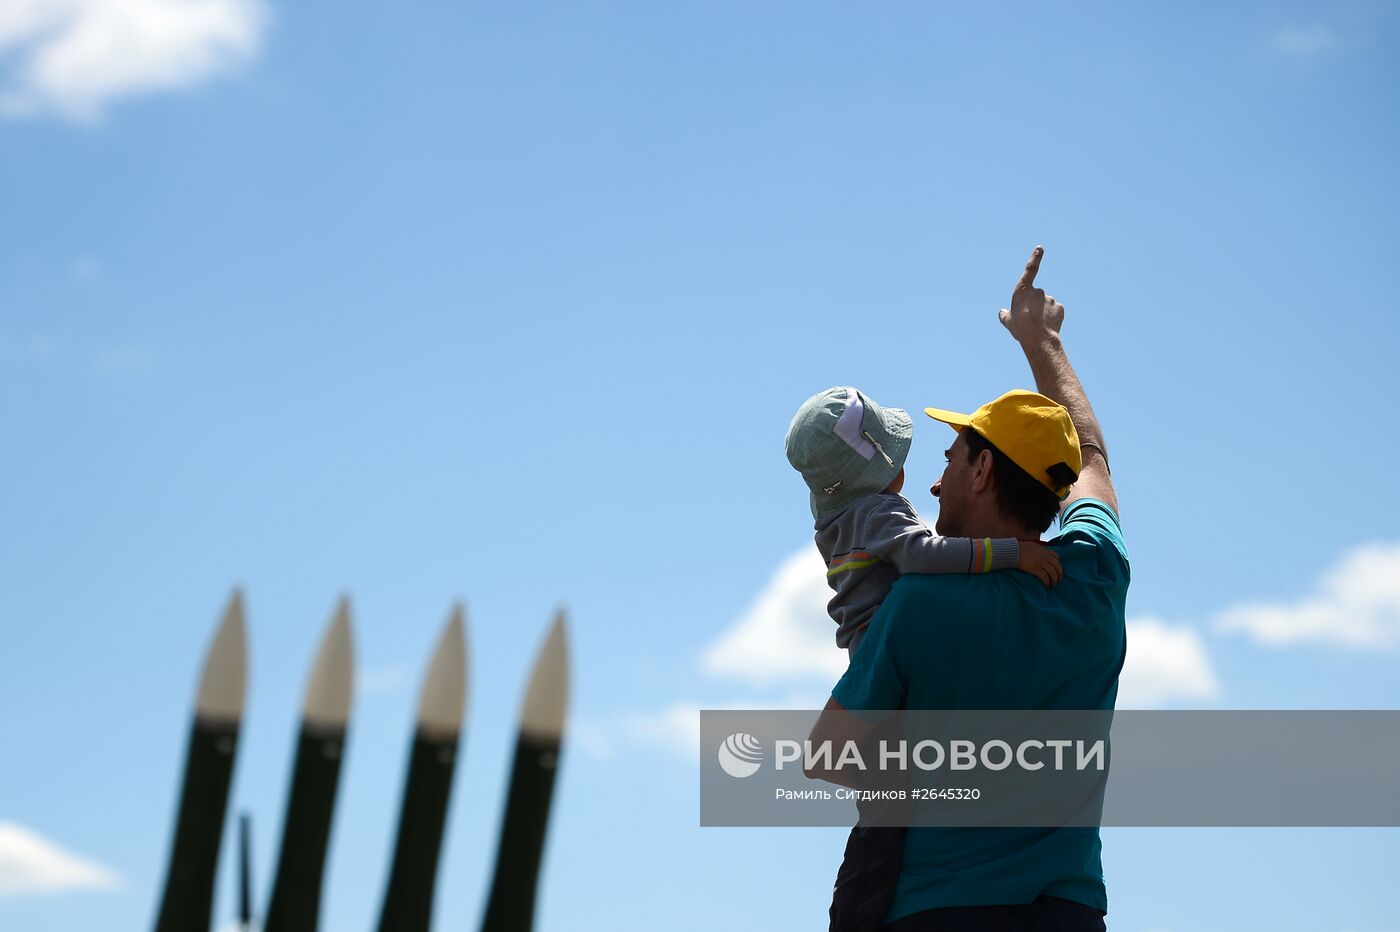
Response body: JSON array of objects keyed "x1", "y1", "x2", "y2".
[{"x1": 865, "y1": 500, "x2": 1061, "y2": 586}]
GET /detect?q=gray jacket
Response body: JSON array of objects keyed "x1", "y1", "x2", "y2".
[{"x1": 814, "y1": 492, "x2": 1020, "y2": 651}]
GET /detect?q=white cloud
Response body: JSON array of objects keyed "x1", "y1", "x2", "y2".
[
  {"x1": 618, "y1": 693, "x2": 829, "y2": 761},
  {"x1": 699, "y1": 548, "x2": 1222, "y2": 706},
  {"x1": 700, "y1": 548, "x2": 845, "y2": 687},
  {"x1": 0, "y1": 822, "x2": 120, "y2": 897},
  {"x1": 620, "y1": 701, "x2": 702, "y2": 761},
  {"x1": 625, "y1": 537, "x2": 1400, "y2": 759},
  {"x1": 689, "y1": 544, "x2": 1233, "y2": 719},
  {"x1": 0, "y1": 0, "x2": 268, "y2": 122},
  {"x1": 1268, "y1": 24, "x2": 1340, "y2": 59},
  {"x1": 1118, "y1": 618, "x2": 1219, "y2": 707},
  {"x1": 1216, "y1": 542, "x2": 1400, "y2": 649}
]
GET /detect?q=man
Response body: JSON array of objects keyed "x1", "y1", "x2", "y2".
[{"x1": 809, "y1": 246, "x2": 1128, "y2": 931}]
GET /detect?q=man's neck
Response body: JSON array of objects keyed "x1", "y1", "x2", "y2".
[{"x1": 963, "y1": 510, "x2": 1040, "y2": 542}]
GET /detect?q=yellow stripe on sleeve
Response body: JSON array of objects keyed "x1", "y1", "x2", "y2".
[{"x1": 827, "y1": 558, "x2": 881, "y2": 577}]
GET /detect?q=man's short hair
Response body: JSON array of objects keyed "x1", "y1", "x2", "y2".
[{"x1": 963, "y1": 428, "x2": 1062, "y2": 533}]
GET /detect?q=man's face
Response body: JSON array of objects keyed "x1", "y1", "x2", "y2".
[{"x1": 930, "y1": 429, "x2": 971, "y2": 536}]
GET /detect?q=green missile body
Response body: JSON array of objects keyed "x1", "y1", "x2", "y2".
[
  {"x1": 481, "y1": 612, "x2": 569, "y2": 932},
  {"x1": 153, "y1": 591, "x2": 248, "y2": 932},
  {"x1": 376, "y1": 604, "x2": 468, "y2": 932},
  {"x1": 264, "y1": 598, "x2": 355, "y2": 932}
]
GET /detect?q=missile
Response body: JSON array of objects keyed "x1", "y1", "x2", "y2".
[
  {"x1": 153, "y1": 590, "x2": 248, "y2": 932},
  {"x1": 480, "y1": 611, "x2": 569, "y2": 932},
  {"x1": 263, "y1": 598, "x2": 355, "y2": 932},
  {"x1": 375, "y1": 604, "x2": 469, "y2": 932}
]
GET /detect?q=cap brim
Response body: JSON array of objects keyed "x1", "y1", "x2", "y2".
[{"x1": 923, "y1": 406, "x2": 973, "y2": 431}]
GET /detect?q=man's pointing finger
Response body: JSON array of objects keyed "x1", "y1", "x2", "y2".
[{"x1": 1016, "y1": 245, "x2": 1044, "y2": 290}]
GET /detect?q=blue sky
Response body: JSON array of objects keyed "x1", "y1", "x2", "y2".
[{"x1": 2, "y1": 1, "x2": 1398, "y2": 929}]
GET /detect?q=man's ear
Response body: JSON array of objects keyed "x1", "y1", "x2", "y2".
[{"x1": 970, "y1": 449, "x2": 995, "y2": 493}]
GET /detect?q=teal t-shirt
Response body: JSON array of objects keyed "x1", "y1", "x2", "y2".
[{"x1": 831, "y1": 498, "x2": 1129, "y2": 922}]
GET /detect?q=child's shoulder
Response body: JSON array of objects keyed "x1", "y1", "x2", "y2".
[
  {"x1": 817, "y1": 492, "x2": 921, "y2": 533},
  {"x1": 848, "y1": 491, "x2": 920, "y2": 521},
  {"x1": 870, "y1": 490, "x2": 918, "y2": 511}
]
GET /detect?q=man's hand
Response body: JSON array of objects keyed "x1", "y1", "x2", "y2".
[
  {"x1": 999, "y1": 244, "x2": 1119, "y2": 514},
  {"x1": 998, "y1": 245, "x2": 1064, "y2": 344}
]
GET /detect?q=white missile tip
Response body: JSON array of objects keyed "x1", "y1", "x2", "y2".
[
  {"x1": 520, "y1": 609, "x2": 569, "y2": 741},
  {"x1": 196, "y1": 588, "x2": 248, "y2": 722},
  {"x1": 416, "y1": 602, "x2": 468, "y2": 737},
  {"x1": 302, "y1": 596, "x2": 355, "y2": 728}
]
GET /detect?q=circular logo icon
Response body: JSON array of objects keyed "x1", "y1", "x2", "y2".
[{"x1": 717, "y1": 732, "x2": 763, "y2": 778}]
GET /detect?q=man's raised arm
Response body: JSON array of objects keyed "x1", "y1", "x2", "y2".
[{"x1": 998, "y1": 246, "x2": 1118, "y2": 515}]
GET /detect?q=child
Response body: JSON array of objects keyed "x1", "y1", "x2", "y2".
[{"x1": 785, "y1": 385, "x2": 1062, "y2": 657}]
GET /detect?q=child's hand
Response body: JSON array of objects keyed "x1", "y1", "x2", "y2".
[{"x1": 1019, "y1": 541, "x2": 1063, "y2": 588}]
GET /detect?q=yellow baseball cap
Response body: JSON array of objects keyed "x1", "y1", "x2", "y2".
[{"x1": 923, "y1": 390, "x2": 1082, "y2": 499}]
